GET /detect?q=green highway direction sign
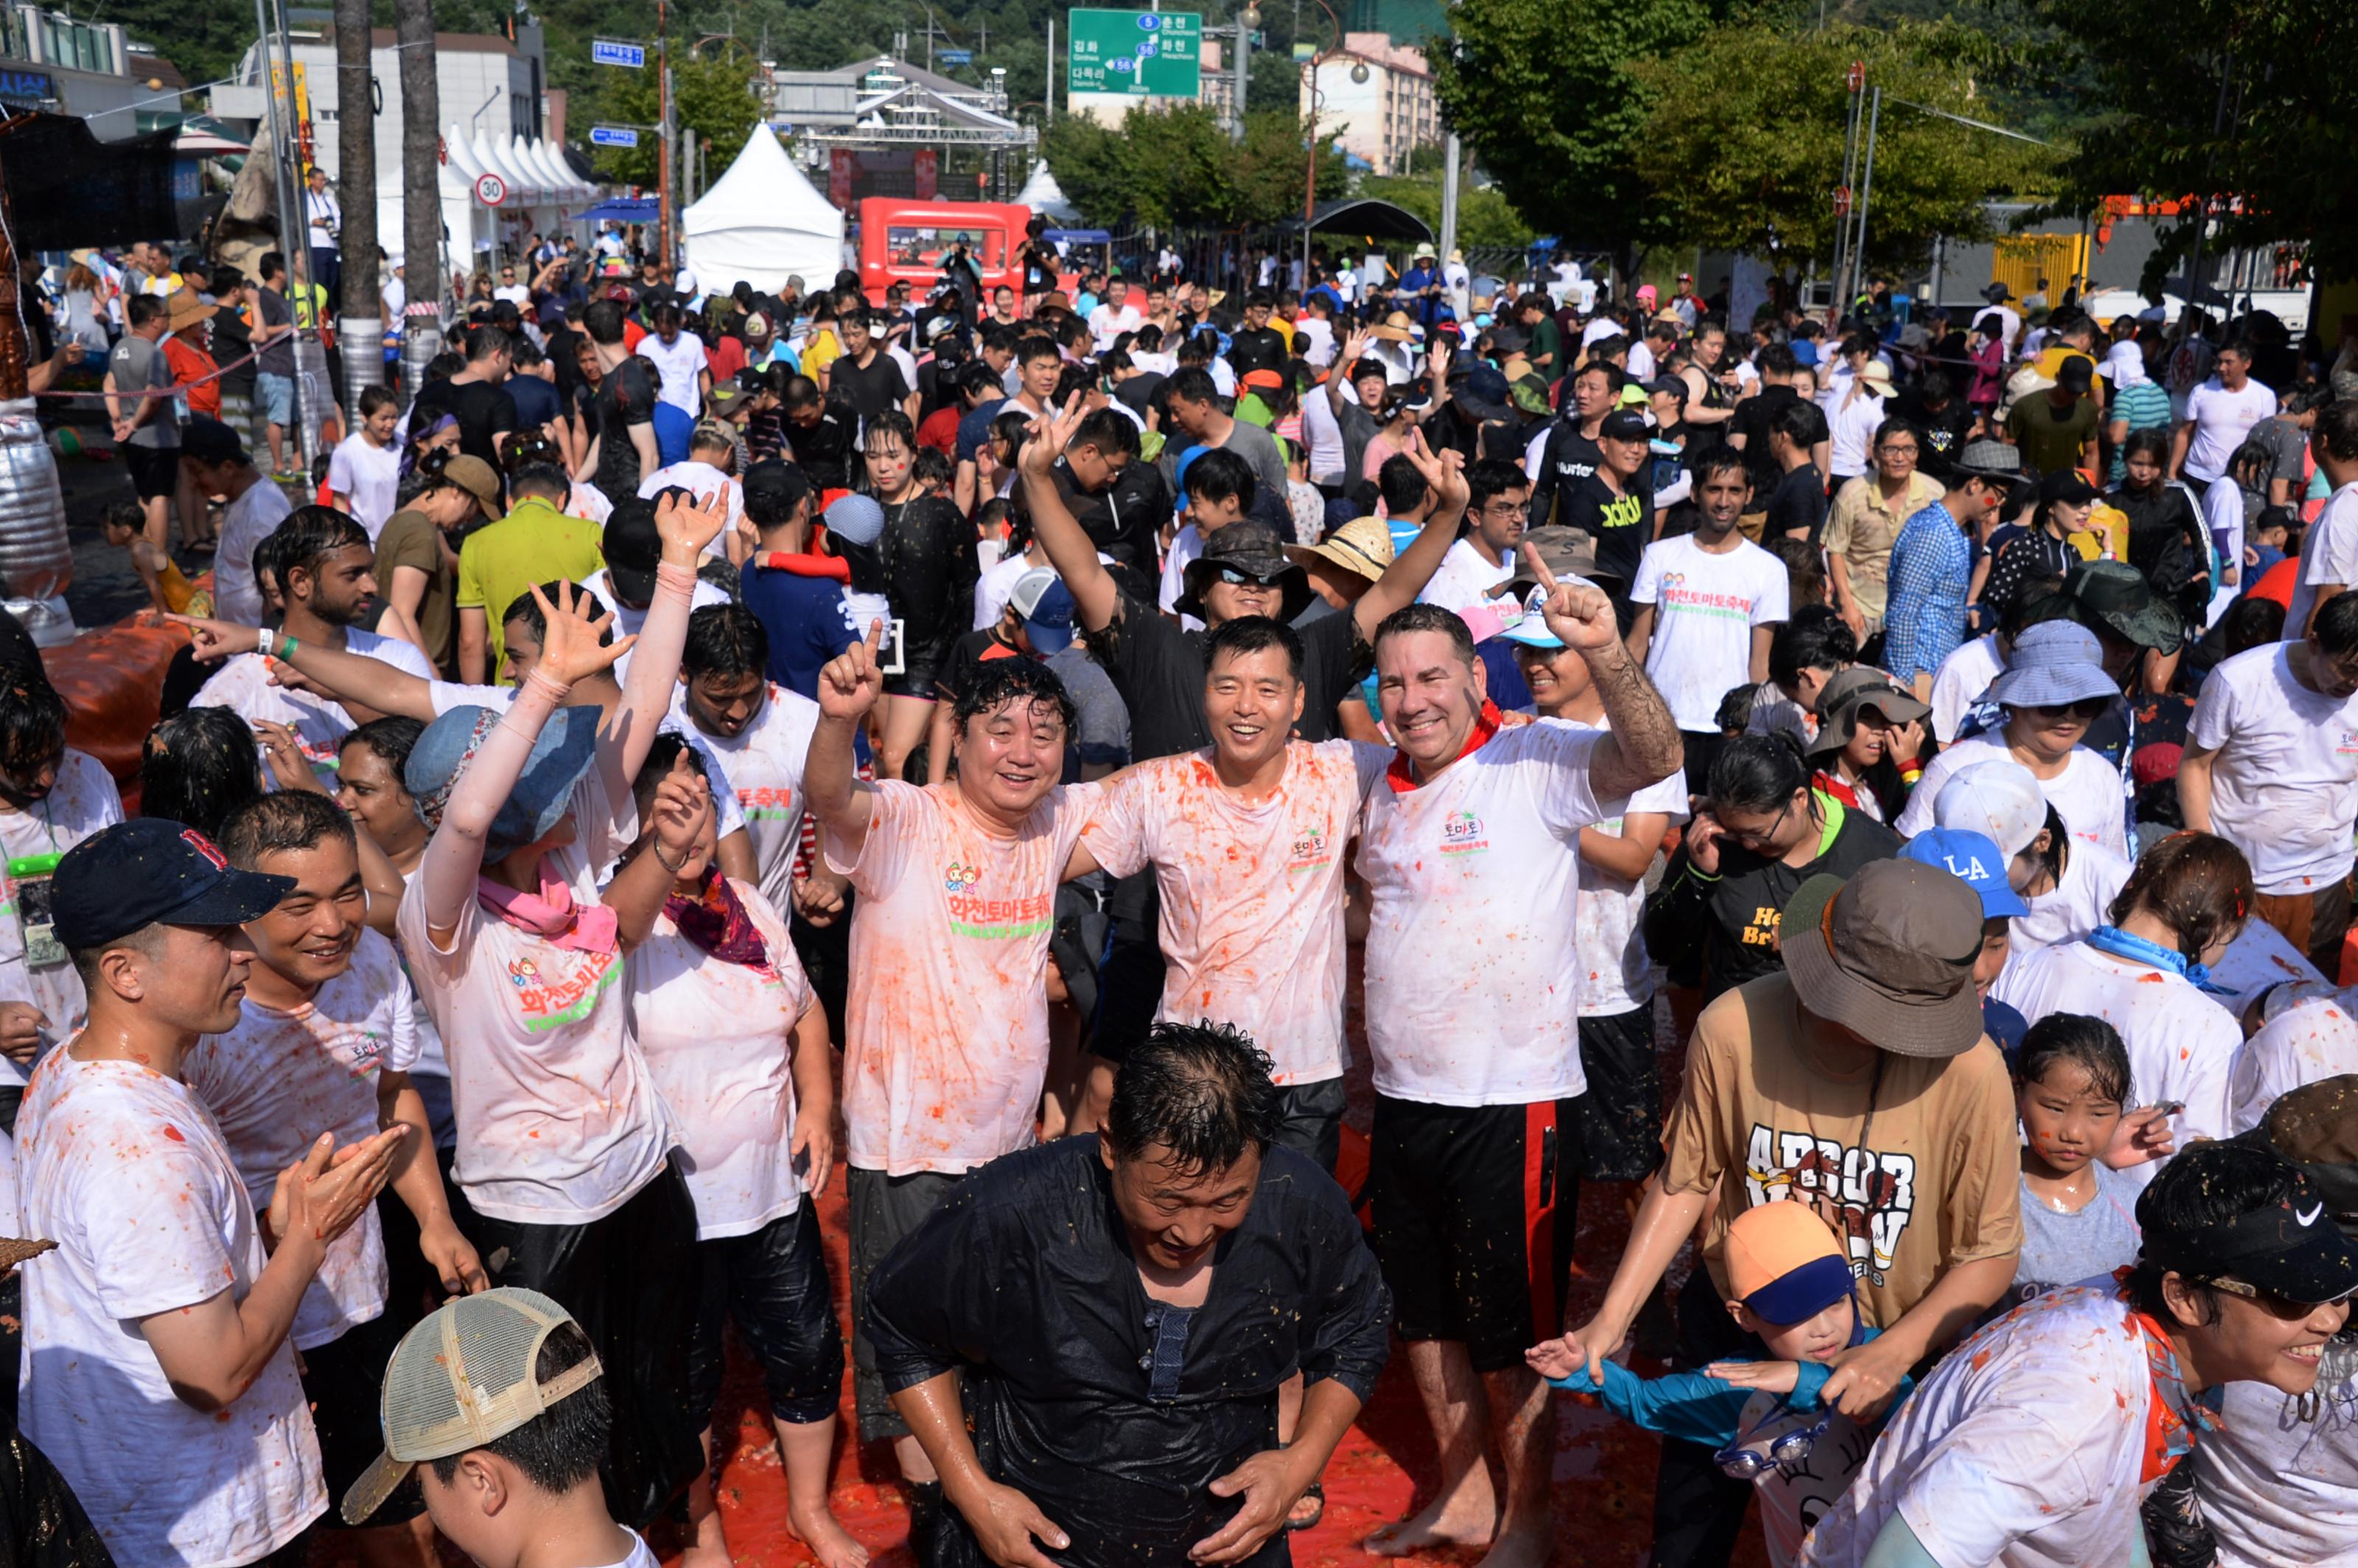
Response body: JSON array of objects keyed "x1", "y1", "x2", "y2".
[{"x1": 1067, "y1": 10, "x2": 1202, "y2": 98}]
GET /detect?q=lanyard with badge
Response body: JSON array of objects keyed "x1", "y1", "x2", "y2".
[{"x1": 10, "y1": 850, "x2": 63, "y2": 970}]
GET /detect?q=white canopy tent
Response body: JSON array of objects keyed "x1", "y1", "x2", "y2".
[
  {"x1": 682, "y1": 125, "x2": 845, "y2": 295},
  {"x1": 1015, "y1": 161, "x2": 1080, "y2": 225}
]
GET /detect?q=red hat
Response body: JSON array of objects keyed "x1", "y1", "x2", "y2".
[{"x1": 1240, "y1": 368, "x2": 1284, "y2": 391}]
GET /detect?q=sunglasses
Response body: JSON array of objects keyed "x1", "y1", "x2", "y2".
[
  {"x1": 1215, "y1": 567, "x2": 1287, "y2": 588},
  {"x1": 2208, "y1": 1275, "x2": 2355, "y2": 1319},
  {"x1": 2029, "y1": 697, "x2": 2108, "y2": 719}
]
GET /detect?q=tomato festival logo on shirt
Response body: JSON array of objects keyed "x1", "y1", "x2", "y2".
[
  {"x1": 940, "y1": 858, "x2": 1052, "y2": 939},
  {"x1": 505, "y1": 951, "x2": 620, "y2": 1033},
  {"x1": 1286, "y1": 823, "x2": 1334, "y2": 875},
  {"x1": 739, "y1": 785, "x2": 800, "y2": 821},
  {"x1": 1657, "y1": 568, "x2": 1759, "y2": 623},
  {"x1": 1439, "y1": 809, "x2": 1489, "y2": 856},
  {"x1": 1742, "y1": 1124, "x2": 1919, "y2": 1288},
  {"x1": 2339, "y1": 729, "x2": 2358, "y2": 757}
]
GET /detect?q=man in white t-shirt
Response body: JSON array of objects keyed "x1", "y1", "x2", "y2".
[
  {"x1": 1627, "y1": 449, "x2": 1788, "y2": 782},
  {"x1": 190, "y1": 506, "x2": 437, "y2": 783},
  {"x1": 636, "y1": 421, "x2": 745, "y2": 538},
  {"x1": 1500, "y1": 589, "x2": 1688, "y2": 1241},
  {"x1": 187, "y1": 791, "x2": 482, "y2": 1557},
  {"x1": 1355, "y1": 583, "x2": 1681, "y2": 1565},
  {"x1": 2172, "y1": 338, "x2": 2277, "y2": 491},
  {"x1": 1805, "y1": 1141, "x2": 2358, "y2": 1567},
  {"x1": 2181, "y1": 589, "x2": 2358, "y2": 974},
  {"x1": 636, "y1": 300, "x2": 710, "y2": 417},
  {"x1": 22, "y1": 818, "x2": 406, "y2": 1567},
  {"x1": 183, "y1": 416, "x2": 293, "y2": 628},
  {"x1": 1078, "y1": 617, "x2": 1388, "y2": 1175},
  {"x1": 667, "y1": 602, "x2": 828, "y2": 912},
  {"x1": 1417, "y1": 458, "x2": 1528, "y2": 614},
  {"x1": 1086, "y1": 276, "x2": 1142, "y2": 353},
  {"x1": 2287, "y1": 402, "x2": 2358, "y2": 637},
  {"x1": 807, "y1": 629, "x2": 1096, "y2": 1499},
  {"x1": 326, "y1": 388, "x2": 403, "y2": 541}
]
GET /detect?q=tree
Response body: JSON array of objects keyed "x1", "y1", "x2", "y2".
[
  {"x1": 395, "y1": 0, "x2": 441, "y2": 350},
  {"x1": 2043, "y1": 0, "x2": 2358, "y2": 285},
  {"x1": 1629, "y1": 21, "x2": 2055, "y2": 272},
  {"x1": 1356, "y1": 175, "x2": 1536, "y2": 250},
  {"x1": 335, "y1": 0, "x2": 379, "y2": 331},
  {"x1": 589, "y1": 51, "x2": 761, "y2": 189},
  {"x1": 1427, "y1": 0, "x2": 1709, "y2": 263},
  {"x1": 1042, "y1": 103, "x2": 1343, "y2": 231}
]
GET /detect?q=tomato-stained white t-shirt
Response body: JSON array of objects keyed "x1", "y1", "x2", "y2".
[
  {"x1": 827, "y1": 781, "x2": 1094, "y2": 1176},
  {"x1": 1082, "y1": 741, "x2": 1389, "y2": 1085},
  {"x1": 629, "y1": 881, "x2": 815, "y2": 1238},
  {"x1": 182, "y1": 931, "x2": 419, "y2": 1348},
  {"x1": 665, "y1": 684, "x2": 822, "y2": 911},
  {"x1": 18, "y1": 1051, "x2": 326, "y2": 1567},
  {"x1": 1355, "y1": 723, "x2": 1623, "y2": 1106},
  {"x1": 396, "y1": 773, "x2": 673, "y2": 1223},
  {"x1": 0, "y1": 749, "x2": 122, "y2": 1086}
]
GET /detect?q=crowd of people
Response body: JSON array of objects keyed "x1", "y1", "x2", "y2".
[{"x1": 0, "y1": 235, "x2": 2354, "y2": 1568}]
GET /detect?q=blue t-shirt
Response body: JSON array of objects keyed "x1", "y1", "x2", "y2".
[
  {"x1": 652, "y1": 399, "x2": 694, "y2": 467},
  {"x1": 740, "y1": 560, "x2": 858, "y2": 700},
  {"x1": 507, "y1": 373, "x2": 563, "y2": 433},
  {"x1": 957, "y1": 397, "x2": 1009, "y2": 463}
]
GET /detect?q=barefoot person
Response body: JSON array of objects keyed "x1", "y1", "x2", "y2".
[
  {"x1": 864, "y1": 1021, "x2": 1390, "y2": 1568},
  {"x1": 1356, "y1": 559, "x2": 1682, "y2": 1568}
]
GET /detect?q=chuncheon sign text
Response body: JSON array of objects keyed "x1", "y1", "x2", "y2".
[{"x1": 1066, "y1": 10, "x2": 1203, "y2": 97}]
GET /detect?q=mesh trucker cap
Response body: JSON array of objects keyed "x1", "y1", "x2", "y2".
[{"x1": 340, "y1": 1288, "x2": 604, "y2": 1525}]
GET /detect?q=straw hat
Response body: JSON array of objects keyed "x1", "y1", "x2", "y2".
[{"x1": 166, "y1": 290, "x2": 220, "y2": 334}]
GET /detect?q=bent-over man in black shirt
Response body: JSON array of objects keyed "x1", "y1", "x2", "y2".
[{"x1": 867, "y1": 1021, "x2": 1390, "y2": 1568}]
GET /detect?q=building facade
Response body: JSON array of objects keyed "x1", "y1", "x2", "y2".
[{"x1": 1301, "y1": 32, "x2": 1435, "y2": 177}]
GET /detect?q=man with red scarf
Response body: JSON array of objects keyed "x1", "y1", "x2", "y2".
[{"x1": 1354, "y1": 558, "x2": 1680, "y2": 1568}]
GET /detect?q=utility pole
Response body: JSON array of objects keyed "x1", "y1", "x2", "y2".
[
  {"x1": 1045, "y1": 15, "x2": 1054, "y2": 124},
  {"x1": 657, "y1": 0, "x2": 674, "y2": 270},
  {"x1": 1230, "y1": 6, "x2": 1253, "y2": 141},
  {"x1": 1438, "y1": 131, "x2": 1462, "y2": 261},
  {"x1": 256, "y1": 0, "x2": 314, "y2": 468},
  {"x1": 1847, "y1": 85, "x2": 1881, "y2": 311},
  {"x1": 1829, "y1": 60, "x2": 1863, "y2": 320},
  {"x1": 333, "y1": 0, "x2": 379, "y2": 419},
  {"x1": 395, "y1": 0, "x2": 439, "y2": 391}
]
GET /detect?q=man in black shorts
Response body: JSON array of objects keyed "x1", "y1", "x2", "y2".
[{"x1": 105, "y1": 293, "x2": 181, "y2": 548}]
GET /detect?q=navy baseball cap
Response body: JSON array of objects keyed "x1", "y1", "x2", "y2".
[{"x1": 53, "y1": 819, "x2": 294, "y2": 951}]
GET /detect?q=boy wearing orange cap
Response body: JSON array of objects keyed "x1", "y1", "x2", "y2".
[{"x1": 1527, "y1": 1203, "x2": 1908, "y2": 1567}]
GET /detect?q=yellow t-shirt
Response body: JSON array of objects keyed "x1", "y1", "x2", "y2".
[
  {"x1": 802, "y1": 327, "x2": 843, "y2": 383},
  {"x1": 1660, "y1": 973, "x2": 2023, "y2": 1331},
  {"x1": 452, "y1": 497, "x2": 607, "y2": 680}
]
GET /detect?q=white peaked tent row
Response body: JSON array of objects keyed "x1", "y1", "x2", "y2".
[
  {"x1": 1014, "y1": 161, "x2": 1079, "y2": 225},
  {"x1": 682, "y1": 125, "x2": 846, "y2": 295}
]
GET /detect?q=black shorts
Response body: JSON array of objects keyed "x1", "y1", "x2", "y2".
[
  {"x1": 1572, "y1": 1007, "x2": 1665, "y2": 1183},
  {"x1": 461, "y1": 1163, "x2": 702, "y2": 1529},
  {"x1": 1090, "y1": 914, "x2": 1166, "y2": 1064},
  {"x1": 689, "y1": 1204, "x2": 845, "y2": 1427},
  {"x1": 847, "y1": 1166, "x2": 962, "y2": 1440},
  {"x1": 125, "y1": 444, "x2": 179, "y2": 501},
  {"x1": 1274, "y1": 1075, "x2": 1346, "y2": 1175},
  {"x1": 1365, "y1": 1093, "x2": 1580, "y2": 1372},
  {"x1": 301, "y1": 1305, "x2": 427, "y2": 1525}
]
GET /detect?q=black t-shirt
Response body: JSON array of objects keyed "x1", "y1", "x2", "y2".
[
  {"x1": 1530, "y1": 422, "x2": 1602, "y2": 530},
  {"x1": 590, "y1": 357, "x2": 657, "y2": 497},
  {"x1": 1228, "y1": 326, "x2": 1287, "y2": 377},
  {"x1": 788, "y1": 406, "x2": 857, "y2": 491},
  {"x1": 1727, "y1": 384, "x2": 1799, "y2": 491},
  {"x1": 412, "y1": 376, "x2": 518, "y2": 466},
  {"x1": 830, "y1": 349, "x2": 909, "y2": 424},
  {"x1": 1100, "y1": 588, "x2": 1365, "y2": 763},
  {"x1": 1765, "y1": 463, "x2": 1830, "y2": 544},
  {"x1": 1113, "y1": 372, "x2": 1164, "y2": 421},
  {"x1": 1565, "y1": 472, "x2": 1654, "y2": 585},
  {"x1": 1895, "y1": 392, "x2": 1976, "y2": 483}
]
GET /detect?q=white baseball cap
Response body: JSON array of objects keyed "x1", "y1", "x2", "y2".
[{"x1": 1932, "y1": 760, "x2": 2046, "y2": 860}]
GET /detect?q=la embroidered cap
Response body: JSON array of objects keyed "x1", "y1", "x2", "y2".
[
  {"x1": 1724, "y1": 1202, "x2": 1856, "y2": 1326},
  {"x1": 340, "y1": 1289, "x2": 606, "y2": 1525},
  {"x1": 52, "y1": 819, "x2": 293, "y2": 951},
  {"x1": 2138, "y1": 1142, "x2": 2358, "y2": 1308},
  {"x1": 1931, "y1": 759, "x2": 2046, "y2": 860},
  {"x1": 1900, "y1": 827, "x2": 2029, "y2": 920},
  {"x1": 1781, "y1": 859, "x2": 1987, "y2": 1059}
]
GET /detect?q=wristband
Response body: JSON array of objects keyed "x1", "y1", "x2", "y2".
[
  {"x1": 655, "y1": 560, "x2": 699, "y2": 593},
  {"x1": 523, "y1": 669, "x2": 571, "y2": 703},
  {"x1": 277, "y1": 632, "x2": 300, "y2": 662}
]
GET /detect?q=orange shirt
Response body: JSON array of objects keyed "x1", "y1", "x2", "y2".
[{"x1": 162, "y1": 335, "x2": 220, "y2": 419}]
